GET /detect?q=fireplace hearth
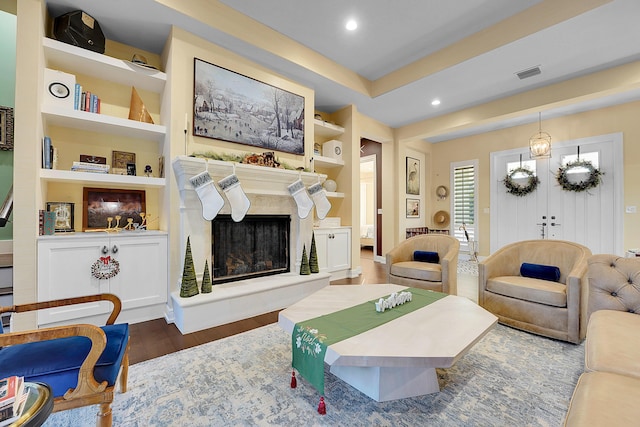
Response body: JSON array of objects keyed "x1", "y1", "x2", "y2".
[{"x1": 212, "y1": 214, "x2": 290, "y2": 284}]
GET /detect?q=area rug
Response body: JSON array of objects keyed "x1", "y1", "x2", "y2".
[{"x1": 44, "y1": 322, "x2": 583, "y2": 426}]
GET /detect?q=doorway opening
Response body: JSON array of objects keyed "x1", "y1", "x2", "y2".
[{"x1": 360, "y1": 155, "x2": 376, "y2": 256}]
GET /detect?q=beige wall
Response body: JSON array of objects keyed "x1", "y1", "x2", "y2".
[{"x1": 428, "y1": 100, "x2": 640, "y2": 256}]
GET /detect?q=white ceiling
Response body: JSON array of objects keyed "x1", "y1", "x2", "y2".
[{"x1": 45, "y1": 0, "x2": 640, "y2": 142}]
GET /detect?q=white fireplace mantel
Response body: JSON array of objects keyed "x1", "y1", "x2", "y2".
[
  {"x1": 169, "y1": 155, "x2": 331, "y2": 334},
  {"x1": 172, "y1": 155, "x2": 326, "y2": 195}
]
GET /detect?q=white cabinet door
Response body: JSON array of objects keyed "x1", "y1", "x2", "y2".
[
  {"x1": 38, "y1": 237, "x2": 111, "y2": 325},
  {"x1": 108, "y1": 234, "x2": 167, "y2": 311},
  {"x1": 327, "y1": 228, "x2": 351, "y2": 271},
  {"x1": 313, "y1": 228, "x2": 351, "y2": 274},
  {"x1": 37, "y1": 232, "x2": 168, "y2": 325}
]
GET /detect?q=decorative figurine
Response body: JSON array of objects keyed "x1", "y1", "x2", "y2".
[
  {"x1": 144, "y1": 164, "x2": 152, "y2": 177},
  {"x1": 180, "y1": 236, "x2": 199, "y2": 298}
]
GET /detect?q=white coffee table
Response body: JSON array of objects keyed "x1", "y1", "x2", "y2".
[{"x1": 278, "y1": 284, "x2": 497, "y2": 402}]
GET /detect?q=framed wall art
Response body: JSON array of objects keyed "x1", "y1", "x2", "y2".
[
  {"x1": 193, "y1": 57, "x2": 305, "y2": 155},
  {"x1": 406, "y1": 156, "x2": 420, "y2": 195},
  {"x1": 112, "y1": 150, "x2": 136, "y2": 175},
  {"x1": 83, "y1": 187, "x2": 145, "y2": 230},
  {"x1": 0, "y1": 106, "x2": 14, "y2": 151},
  {"x1": 406, "y1": 198, "x2": 420, "y2": 218},
  {"x1": 46, "y1": 201, "x2": 75, "y2": 232}
]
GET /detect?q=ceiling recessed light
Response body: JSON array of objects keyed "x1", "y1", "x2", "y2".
[
  {"x1": 346, "y1": 19, "x2": 358, "y2": 31},
  {"x1": 431, "y1": 99, "x2": 441, "y2": 106}
]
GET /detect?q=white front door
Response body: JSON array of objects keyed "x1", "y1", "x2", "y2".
[{"x1": 490, "y1": 133, "x2": 623, "y2": 255}]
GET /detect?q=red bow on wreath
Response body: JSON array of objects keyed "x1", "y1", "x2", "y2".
[{"x1": 100, "y1": 256, "x2": 111, "y2": 265}]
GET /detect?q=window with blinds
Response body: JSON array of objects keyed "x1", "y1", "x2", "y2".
[{"x1": 452, "y1": 163, "x2": 477, "y2": 254}]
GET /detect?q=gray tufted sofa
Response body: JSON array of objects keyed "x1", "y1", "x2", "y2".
[{"x1": 564, "y1": 254, "x2": 640, "y2": 426}]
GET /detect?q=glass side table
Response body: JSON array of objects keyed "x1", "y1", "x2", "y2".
[{"x1": 5, "y1": 382, "x2": 53, "y2": 427}]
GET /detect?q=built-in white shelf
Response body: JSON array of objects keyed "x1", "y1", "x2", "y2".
[
  {"x1": 40, "y1": 168, "x2": 166, "y2": 188},
  {"x1": 43, "y1": 37, "x2": 166, "y2": 93},
  {"x1": 313, "y1": 155, "x2": 344, "y2": 168},
  {"x1": 42, "y1": 105, "x2": 166, "y2": 143},
  {"x1": 314, "y1": 118, "x2": 344, "y2": 138}
]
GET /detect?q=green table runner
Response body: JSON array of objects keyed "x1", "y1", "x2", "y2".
[{"x1": 292, "y1": 287, "x2": 447, "y2": 395}]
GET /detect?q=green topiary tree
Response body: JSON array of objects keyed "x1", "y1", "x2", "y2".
[
  {"x1": 180, "y1": 236, "x2": 199, "y2": 297},
  {"x1": 300, "y1": 244, "x2": 311, "y2": 275},
  {"x1": 201, "y1": 259, "x2": 212, "y2": 293},
  {"x1": 309, "y1": 232, "x2": 319, "y2": 273}
]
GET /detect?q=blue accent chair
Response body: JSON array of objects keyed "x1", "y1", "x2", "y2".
[{"x1": 0, "y1": 294, "x2": 129, "y2": 427}]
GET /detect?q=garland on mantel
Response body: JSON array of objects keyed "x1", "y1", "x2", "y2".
[
  {"x1": 556, "y1": 159, "x2": 603, "y2": 192},
  {"x1": 190, "y1": 151, "x2": 310, "y2": 172},
  {"x1": 503, "y1": 167, "x2": 540, "y2": 197}
]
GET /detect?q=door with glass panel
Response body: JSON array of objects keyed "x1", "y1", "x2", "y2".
[{"x1": 490, "y1": 133, "x2": 622, "y2": 255}]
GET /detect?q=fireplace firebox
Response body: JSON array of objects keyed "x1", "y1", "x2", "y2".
[{"x1": 212, "y1": 214, "x2": 290, "y2": 284}]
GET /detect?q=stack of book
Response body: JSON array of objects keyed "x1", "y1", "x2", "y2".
[
  {"x1": 0, "y1": 376, "x2": 30, "y2": 426},
  {"x1": 74, "y1": 84, "x2": 101, "y2": 113},
  {"x1": 71, "y1": 161, "x2": 110, "y2": 174}
]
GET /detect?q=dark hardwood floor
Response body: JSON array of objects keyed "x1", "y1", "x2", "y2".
[{"x1": 128, "y1": 248, "x2": 386, "y2": 364}]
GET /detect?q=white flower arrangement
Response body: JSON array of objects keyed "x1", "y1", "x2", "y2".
[{"x1": 375, "y1": 291, "x2": 412, "y2": 312}]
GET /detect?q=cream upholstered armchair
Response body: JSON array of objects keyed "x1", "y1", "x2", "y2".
[
  {"x1": 385, "y1": 234, "x2": 459, "y2": 294},
  {"x1": 478, "y1": 239, "x2": 591, "y2": 344}
]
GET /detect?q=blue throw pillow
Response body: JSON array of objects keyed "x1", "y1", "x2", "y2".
[
  {"x1": 520, "y1": 262, "x2": 561, "y2": 282},
  {"x1": 414, "y1": 251, "x2": 439, "y2": 263}
]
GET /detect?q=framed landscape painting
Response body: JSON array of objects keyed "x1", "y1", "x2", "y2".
[{"x1": 193, "y1": 57, "x2": 305, "y2": 155}]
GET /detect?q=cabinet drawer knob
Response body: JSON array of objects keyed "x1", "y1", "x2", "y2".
[
  {"x1": 101, "y1": 245, "x2": 109, "y2": 254},
  {"x1": 112, "y1": 245, "x2": 118, "y2": 254}
]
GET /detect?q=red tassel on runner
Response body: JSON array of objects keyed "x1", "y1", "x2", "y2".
[
  {"x1": 317, "y1": 396, "x2": 326, "y2": 415},
  {"x1": 290, "y1": 370, "x2": 297, "y2": 388}
]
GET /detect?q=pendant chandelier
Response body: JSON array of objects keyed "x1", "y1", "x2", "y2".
[{"x1": 529, "y1": 112, "x2": 551, "y2": 159}]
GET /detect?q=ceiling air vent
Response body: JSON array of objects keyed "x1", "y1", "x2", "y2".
[{"x1": 516, "y1": 66, "x2": 542, "y2": 80}]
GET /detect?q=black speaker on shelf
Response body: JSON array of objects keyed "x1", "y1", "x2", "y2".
[{"x1": 53, "y1": 10, "x2": 105, "y2": 54}]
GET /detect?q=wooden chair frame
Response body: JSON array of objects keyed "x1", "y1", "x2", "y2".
[{"x1": 0, "y1": 293, "x2": 129, "y2": 427}]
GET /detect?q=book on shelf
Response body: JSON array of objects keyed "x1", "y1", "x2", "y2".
[
  {"x1": 42, "y1": 136, "x2": 53, "y2": 169},
  {"x1": 38, "y1": 210, "x2": 55, "y2": 236},
  {"x1": 71, "y1": 161, "x2": 110, "y2": 173},
  {"x1": 0, "y1": 376, "x2": 28, "y2": 425},
  {"x1": 84, "y1": 90, "x2": 91, "y2": 112},
  {"x1": 74, "y1": 83, "x2": 82, "y2": 110}
]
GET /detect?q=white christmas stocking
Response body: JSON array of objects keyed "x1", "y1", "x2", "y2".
[
  {"x1": 189, "y1": 171, "x2": 225, "y2": 220},
  {"x1": 308, "y1": 182, "x2": 331, "y2": 219},
  {"x1": 218, "y1": 174, "x2": 250, "y2": 222},
  {"x1": 288, "y1": 179, "x2": 313, "y2": 219}
]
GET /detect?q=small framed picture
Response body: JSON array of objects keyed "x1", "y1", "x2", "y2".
[
  {"x1": 0, "y1": 106, "x2": 14, "y2": 151},
  {"x1": 406, "y1": 198, "x2": 420, "y2": 218},
  {"x1": 46, "y1": 202, "x2": 75, "y2": 232},
  {"x1": 80, "y1": 154, "x2": 106, "y2": 164},
  {"x1": 112, "y1": 150, "x2": 135, "y2": 169},
  {"x1": 126, "y1": 163, "x2": 137, "y2": 176}
]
